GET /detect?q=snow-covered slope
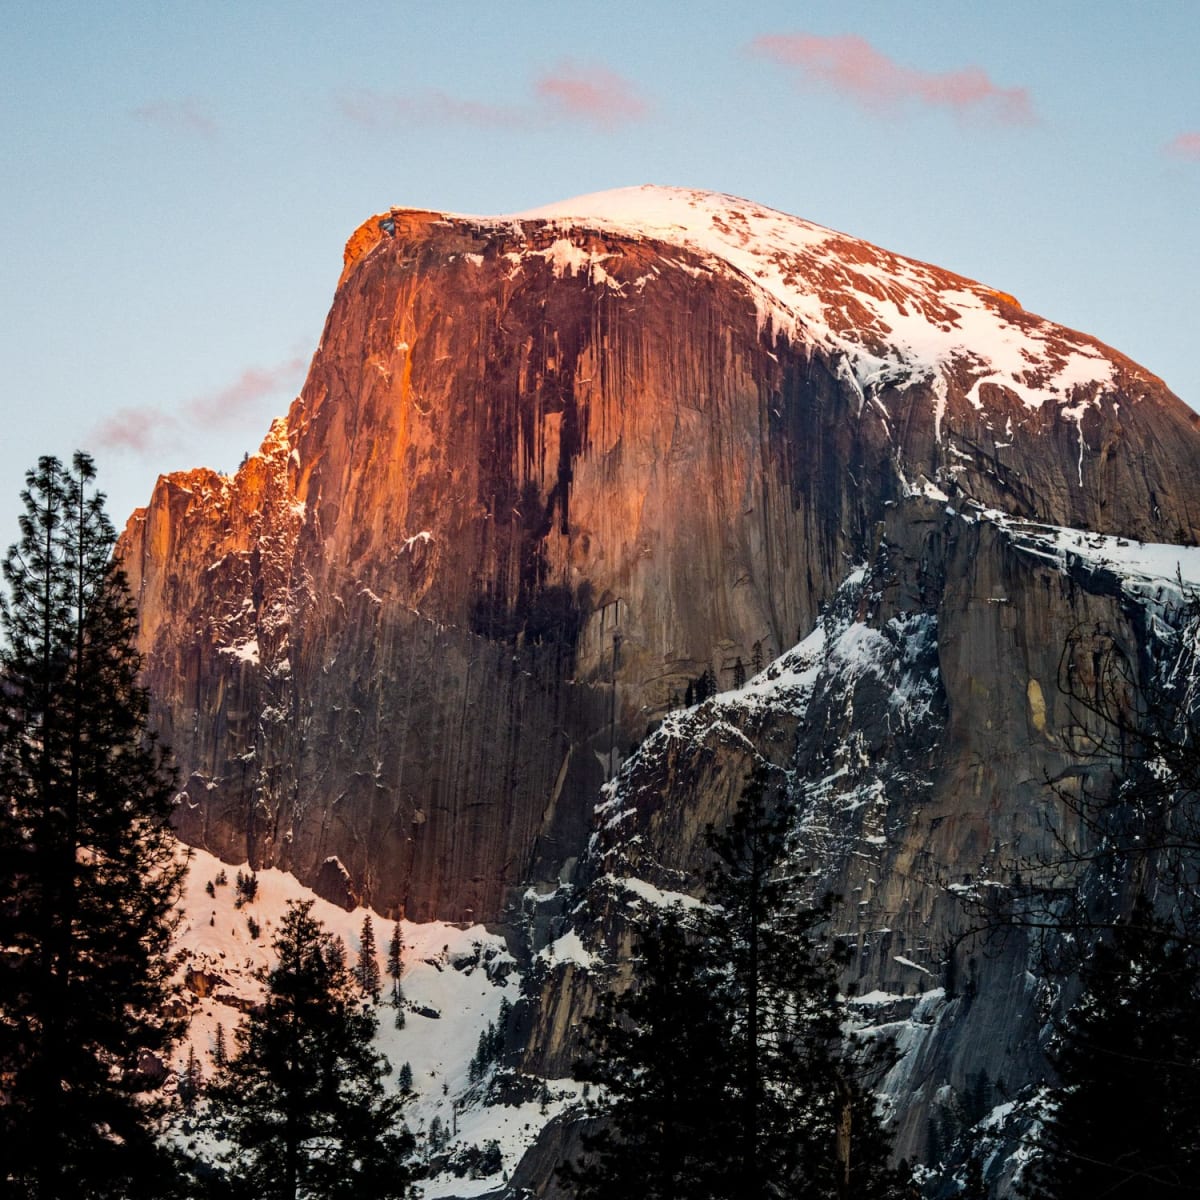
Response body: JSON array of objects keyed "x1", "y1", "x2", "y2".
[
  {"x1": 171, "y1": 848, "x2": 577, "y2": 1198},
  {"x1": 458, "y1": 185, "x2": 1126, "y2": 410}
]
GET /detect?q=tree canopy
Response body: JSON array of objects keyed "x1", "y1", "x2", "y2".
[
  {"x1": 1020, "y1": 898, "x2": 1200, "y2": 1199},
  {"x1": 563, "y1": 766, "x2": 912, "y2": 1200},
  {"x1": 202, "y1": 899, "x2": 414, "y2": 1200},
  {"x1": 0, "y1": 453, "x2": 186, "y2": 1199}
]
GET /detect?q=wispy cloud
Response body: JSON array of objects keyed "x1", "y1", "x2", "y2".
[
  {"x1": 91, "y1": 355, "x2": 307, "y2": 459},
  {"x1": 131, "y1": 98, "x2": 218, "y2": 138},
  {"x1": 1165, "y1": 131, "x2": 1200, "y2": 161},
  {"x1": 338, "y1": 62, "x2": 649, "y2": 133},
  {"x1": 748, "y1": 33, "x2": 1034, "y2": 125},
  {"x1": 92, "y1": 406, "x2": 173, "y2": 454},
  {"x1": 185, "y1": 356, "x2": 309, "y2": 425},
  {"x1": 535, "y1": 61, "x2": 650, "y2": 129}
]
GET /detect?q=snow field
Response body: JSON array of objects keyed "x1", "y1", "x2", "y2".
[{"x1": 171, "y1": 846, "x2": 575, "y2": 1196}]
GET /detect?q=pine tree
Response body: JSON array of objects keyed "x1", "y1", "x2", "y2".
[
  {"x1": 708, "y1": 768, "x2": 909, "y2": 1199},
  {"x1": 1020, "y1": 899, "x2": 1200, "y2": 1200},
  {"x1": 214, "y1": 1023, "x2": 228, "y2": 1070},
  {"x1": 179, "y1": 1044, "x2": 204, "y2": 1114},
  {"x1": 356, "y1": 913, "x2": 381, "y2": 1000},
  {"x1": 732, "y1": 656, "x2": 746, "y2": 689},
  {"x1": 0, "y1": 453, "x2": 186, "y2": 1199},
  {"x1": 386, "y1": 919, "x2": 406, "y2": 1026},
  {"x1": 397, "y1": 1062, "x2": 414, "y2": 1095},
  {"x1": 387, "y1": 920, "x2": 404, "y2": 995},
  {"x1": 560, "y1": 907, "x2": 734, "y2": 1199},
  {"x1": 565, "y1": 766, "x2": 911, "y2": 1199},
  {"x1": 202, "y1": 899, "x2": 414, "y2": 1200}
]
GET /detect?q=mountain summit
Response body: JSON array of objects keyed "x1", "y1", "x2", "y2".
[{"x1": 369, "y1": 184, "x2": 1124, "y2": 418}]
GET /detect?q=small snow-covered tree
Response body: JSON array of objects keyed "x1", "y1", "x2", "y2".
[
  {"x1": 357, "y1": 913, "x2": 381, "y2": 1000},
  {"x1": 397, "y1": 1061, "x2": 414, "y2": 1095}
]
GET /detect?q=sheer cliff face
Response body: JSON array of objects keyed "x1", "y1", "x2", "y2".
[{"x1": 120, "y1": 187, "x2": 1200, "y2": 925}]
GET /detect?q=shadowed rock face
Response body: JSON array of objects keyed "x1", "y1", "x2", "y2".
[
  {"x1": 119, "y1": 191, "x2": 1200, "y2": 929},
  {"x1": 557, "y1": 495, "x2": 1170, "y2": 1174}
]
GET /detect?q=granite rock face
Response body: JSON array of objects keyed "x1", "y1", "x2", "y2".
[
  {"x1": 120, "y1": 188, "x2": 1200, "y2": 925},
  {"x1": 119, "y1": 186, "x2": 1200, "y2": 1187}
]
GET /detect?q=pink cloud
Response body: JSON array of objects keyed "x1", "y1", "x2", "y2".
[
  {"x1": 131, "y1": 98, "x2": 217, "y2": 138},
  {"x1": 92, "y1": 407, "x2": 177, "y2": 454},
  {"x1": 338, "y1": 63, "x2": 648, "y2": 132},
  {"x1": 1165, "y1": 131, "x2": 1200, "y2": 161},
  {"x1": 535, "y1": 62, "x2": 649, "y2": 128},
  {"x1": 185, "y1": 356, "x2": 308, "y2": 425},
  {"x1": 90, "y1": 355, "x2": 307, "y2": 459},
  {"x1": 748, "y1": 33, "x2": 1034, "y2": 125}
]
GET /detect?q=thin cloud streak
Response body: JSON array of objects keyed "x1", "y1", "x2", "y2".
[
  {"x1": 535, "y1": 62, "x2": 649, "y2": 128},
  {"x1": 338, "y1": 89, "x2": 526, "y2": 130},
  {"x1": 338, "y1": 62, "x2": 649, "y2": 132},
  {"x1": 1165, "y1": 131, "x2": 1200, "y2": 160},
  {"x1": 749, "y1": 33, "x2": 1035, "y2": 125},
  {"x1": 131, "y1": 98, "x2": 218, "y2": 138},
  {"x1": 90, "y1": 355, "x2": 307, "y2": 459},
  {"x1": 186, "y1": 356, "x2": 308, "y2": 425}
]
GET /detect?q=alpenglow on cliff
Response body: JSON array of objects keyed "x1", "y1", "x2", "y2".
[{"x1": 120, "y1": 186, "x2": 1200, "y2": 1186}]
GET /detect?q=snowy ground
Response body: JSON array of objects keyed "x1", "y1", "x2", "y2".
[{"x1": 170, "y1": 847, "x2": 576, "y2": 1196}]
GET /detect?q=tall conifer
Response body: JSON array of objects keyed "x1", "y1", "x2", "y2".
[
  {"x1": 0, "y1": 454, "x2": 185, "y2": 1199},
  {"x1": 1020, "y1": 900, "x2": 1200, "y2": 1200},
  {"x1": 563, "y1": 765, "x2": 912, "y2": 1199},
  {"x1": 203, "y1": 899, "x2": 414, "y2": 1199}
]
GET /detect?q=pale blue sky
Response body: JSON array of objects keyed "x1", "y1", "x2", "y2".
[{"x1": 3, "y1": 1, "x2": 1197, "y2": 550}]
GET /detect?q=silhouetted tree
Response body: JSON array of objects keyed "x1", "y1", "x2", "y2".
[
  {"x1": 564, "y1": 767, "x2": 911, "y2": 1199},
  {"x1": 0, "y1": 453, "x2": 186, "y2": 1199},
  {"x1": 1020, "y1": 899, "x2": 1200, "y2": 1200},
  {"x1": 967, "y1": 612, "x2": 1200, "y2": 1199},
  {"x1": 560, "y1": 907, "x2": 733, "y2": 1199},
  {"x1": 732, "y1": 656, "x2": 746, "y2": 689},
  {"x1": 179, "y1": 1044, "x2": 204, "y2": 1114},
  {"x1": 387, "y1": 921, "x2": 403, "y2": 991},
  {"x1": 387, "y1": 920, "x2": 407, "y2": 1026},
  {"x1": 202, "y1": 900, "x2": 414, "y2": 1199}
]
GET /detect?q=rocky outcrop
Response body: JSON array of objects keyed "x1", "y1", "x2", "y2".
[{"x1": 552, "y1": 494, "x2": 1177, "y2": 1176}]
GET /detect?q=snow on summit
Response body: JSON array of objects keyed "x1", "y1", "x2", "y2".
[{"x1": 499, "y1": 185, "x2": 1122, "y2": 411}]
